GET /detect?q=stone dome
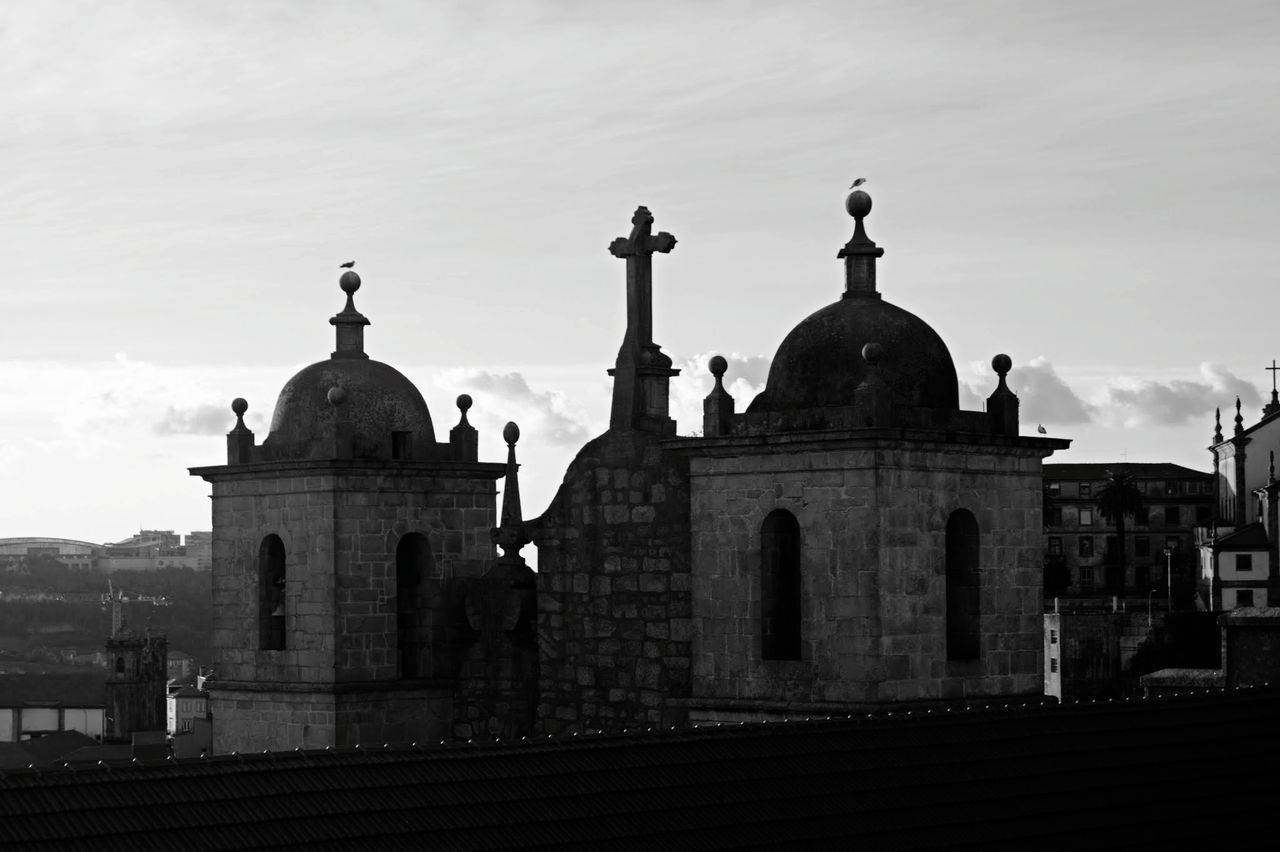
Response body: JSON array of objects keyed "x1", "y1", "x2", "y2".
[
  {"x1": 263, "y1": 358, "x2": 436, "y2": 460},
  {"x1": 260, "y1": 269, "x2": 437, "y2": 460},
  {"x1": 747, "y1": 188, "x2": 958, "y2": 413},
  {"x1": 748, "y1": 294, "x2": 959, "y2": 412}
]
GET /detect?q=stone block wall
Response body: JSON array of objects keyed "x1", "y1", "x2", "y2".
[
  {"x1": 210, "y1": 688, "x2": 336, "y2": 753},
  {"x1": 688, "y1": 438, "x2": 1046, "y2": 712},
  {"x1": 202, "y1": 461, "x2": 500, "y2": 752},
  {"x1": 532, "y1": 431, "x2": 693, "y2": 735}
]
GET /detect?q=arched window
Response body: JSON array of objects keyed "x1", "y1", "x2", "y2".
[
  {"x1": 115, "y1": 657, "x2": 125, "y2": 675},
  {"x1": 761, "y1": 509, "x2": 801, "y2": 660},
  {"x1": 395, "y1": 533, "x2": 432, "y2": 678},
  {"x1": 259, "y1": 534, "x2": 286, "y2": 651},
  {"x1": 946, "y1": 509, "x2": 981, "y2": 660}
]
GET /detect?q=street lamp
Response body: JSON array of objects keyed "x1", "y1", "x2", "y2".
[{"x1": 1163, "y1": 545, "x2": 1174, "y2": 612}]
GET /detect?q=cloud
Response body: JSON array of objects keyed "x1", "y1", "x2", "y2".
[
  {"x1": 961, "y1": 357, "x2": 1094, "y2": 426},
  {"x1": 154, "y1": 404, "x2": 234, "y2": 436},
  {"x1": 1099, "y1": 362, "x2": 1261, "y2": 428},
  {"x1": 437, "y1": 370, "x2": 592, "y2": 446},
  {"x1": 670, "y1": 352, "x2": 773, "y2": 435},
  {"x1": 1009, "y1": 358, "x2": 1096, "y2": 426}
]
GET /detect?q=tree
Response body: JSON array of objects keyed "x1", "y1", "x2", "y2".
[{"x1": 1096, "y1": 469, "x2": 1145, "y2": 595}]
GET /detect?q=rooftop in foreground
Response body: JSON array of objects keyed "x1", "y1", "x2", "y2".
[{"x1": 2, "y1": 686, "x2": 1278, "y2": 850}]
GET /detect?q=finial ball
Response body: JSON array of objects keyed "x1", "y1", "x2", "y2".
[
  {"x1": 846, "y1": 189, "x2": 872, "y2": 219},
  {"x1": 339, "y1": 270, "x2": 361, "y2": 295},
  {"x1": 992, "y1": 353, "x2": 1012, "y2": 376},
  {"x1": 709, "y1": 355, "x2": 728, "y2": 378},
  {"x1": 861, "y1": 342, "x2": 884, "y2": 364},
  {"x1": 503, "y1": 421, "x2": 520, "y2": 445},
  {"x1": 231, "y1": 398, "x2": 248, "y2": 417},
  {"x1": 327, "y1": 386, "x2": 346, "y2": 407},
  {"x1": 456, "y1": 393, "x2": 473, "y2": 413}
]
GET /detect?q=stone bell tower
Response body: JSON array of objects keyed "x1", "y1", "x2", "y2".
[{"x1": 191, "y1": 269, "x2": 506, "y2": 754}]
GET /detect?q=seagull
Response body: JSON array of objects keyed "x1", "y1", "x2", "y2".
[
  {"x1": 849, "y1": 178, "x2": 867, "y2": 189},
  {"x1": 1037, "y1": 424, "x2": 1048, "y2": 434},
  {"x1": 339, "y1": 260, "x2": 355, "y2": 269}
]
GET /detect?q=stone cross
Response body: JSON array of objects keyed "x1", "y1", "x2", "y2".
[
  {"x1": 609, "y1": 206, "x2": 676, "y2": 352},
  {"x1": 1268, "y1": 360, "x2": 1279, "y2": 392}
]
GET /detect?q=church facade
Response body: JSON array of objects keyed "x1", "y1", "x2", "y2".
[{"x1": 195, "y1": 190, "x2": 1067, "y2": 752}]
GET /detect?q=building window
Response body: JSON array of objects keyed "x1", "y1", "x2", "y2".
[
  {"x1": 395, "y1": 532, "x2": 432, "y2": 678},
  {"x1": 1079, "y1": 508, "x2": 1093, "y2": 527},
  {"x1": 1236, "y1": 554, "x2": 1254, "y2": 572},
  {"x1": 946, "y1": 509, "x2": 981, "y2": 661},
  {"x1": 1135, "y1": 536, "x2": 1150, "y2": 557},
  {"x1": 1048, "y1": 537, "x2": 1063, "y2": 557},
  {"x1": 1078, "y1": 483, "x2": 1092, "y2": 499},
  {"x1": 1079, "y1": 537, "x2": 1094, "y2": 558},
  {"x1": 1164, "y1": 536, "x2": 1180, "y2": 552},
  {"x1": 1135, "y1": 565, "x2": 1149, "y2": 589},
  {"x1": 1046, "y1": 482, "x2": 1061, "y2": 497},
  {"x1": 391, "y1": 431, "x2": 412, "y2": 460},
  {"x1": 1236, "y1": 589, "x2": 1255, "y2": 608},
  {"x1": 1050, "y1": 658, "x2": 1059, "y2": 673},
  {"x1": 1050, "y1": 629, "x2": 1058, "y2": 644},
  {"x1": 1046, "y1": 507, "x2": 1063, "y2": 526},
  {"x1": 259, "y1": 534, "x2": 287, "y2": 651},
  {"x1": 1080, "y1": 566, "x2": 1095, "y2": 591},
  {"x1": 1164, "y1": 505, "x2": 1179, "y2": 526},
  {"x1": 1196, "y1": 506, "x2": 1210, "y2": 524},
  {"x1": 761, "y1": 509, "x2": 802, "y2": 660},
  {"x1": 115, "y1": 657, "x2": 125, "y2": 674},
  {"x1": 1135, "y1": 506, "x2": 1149, "y2": 525}
]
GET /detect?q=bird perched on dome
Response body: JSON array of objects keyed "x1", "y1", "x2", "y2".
[
  {"x1": 849, "y1": 178, "x2": 867, "y2": 189},
  {"x1": 339, "y1": 260, "x2": 355, "y2": 269}
]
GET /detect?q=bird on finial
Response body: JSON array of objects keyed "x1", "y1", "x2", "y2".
[
  {"x1": 339, "y1": 260, "x2": 355, "y2": 269},
  {"x1": 849, "y1": 178, "x2": 867, "y2": 189}
]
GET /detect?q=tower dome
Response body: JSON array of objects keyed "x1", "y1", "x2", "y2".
[
  {"x1": 748, "y1": 190, "x2": 959, "y2": 412},
  {"x1": 261, "y1": 270, "x2": 436, "y2": 460}
]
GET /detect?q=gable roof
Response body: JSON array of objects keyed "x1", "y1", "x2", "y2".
[
  {"x1": 1043, "y1": 462, "x2": 1211, "y2": 480},
  {"x1": 1215, "y1": 522, "x2": 1271, "y2": 550},
  {"x1": 0, "y1": 674, "x2": 104, "y2": 708},
  {"x1": 1, "y1": 687, "x2": 1278, "y2": 849}
]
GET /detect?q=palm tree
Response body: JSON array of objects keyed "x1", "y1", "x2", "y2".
[{"x1": 1096, "y1": 469, "x2": 1145, "y2": 595}]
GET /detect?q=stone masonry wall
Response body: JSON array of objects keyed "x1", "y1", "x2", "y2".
[
  {"x1": 205, "y1": 463, "x2": 498, "y2": 752},
  {"x1": 532, "y1": 431, "x2": 692, "y2": 735},
  {"x1": 688, "y1": 439, "x2": 1046, "y2": 712}
]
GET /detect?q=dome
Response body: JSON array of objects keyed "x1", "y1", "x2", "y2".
[
  {"x1": 748, "y1": 294, "x2": 959, "y2": 412},
  {"x1": 263, "y1": 358, "x2": 436, "y2": 460},
  {"x1": 747, "y1": 188, "x2": 958, "y2": 413},
  {"x1": 259, "y1": 269, "x2": 437, "y2": 460}
]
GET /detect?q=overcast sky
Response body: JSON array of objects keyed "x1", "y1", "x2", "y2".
[{"x1": 2, "y1": 1, "x2": 1278, "y2": 544}]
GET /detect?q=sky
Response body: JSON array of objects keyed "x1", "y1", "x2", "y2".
[{"x1": 2, "y1": 0, "x2": 1278, "y2": 544}]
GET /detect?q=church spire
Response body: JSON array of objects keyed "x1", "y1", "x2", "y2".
[
  {"x1": 837, "y1": 187, "x2": 884, "y2": 298},
  {"x1": 606, "y1": 206, "x2": 679, "y2": 434}
]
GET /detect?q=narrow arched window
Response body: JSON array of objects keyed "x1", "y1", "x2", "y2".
[
  {"x1": 395, "y1": 533, "x2": 432, "y2": 678},
  {"x1": 259, "y1": 535, "x2": 286, "y2": 651},
  {"x1": 761, "y1": 509, "x2": 801, "y2": 660},
  {"x1": 946, "y1": 509, "x2": 981, "y2": 660}
]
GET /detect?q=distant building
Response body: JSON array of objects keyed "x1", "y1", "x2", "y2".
[
  {"x1": 0, "y1": 674, "x2": 105, "y2": 742},
  {"x1": 1202, "y1": 394, "x2": 1280, "y2": 608},
  {"x1": 0, "y1": 532, "x2": 212, "y2": 572},
  {"x1": 1042, "y1": 463, "x2": 1212, "y2": 599},
  {"x1": 0, "y1": 537, "x2": 101, "y2": 569},
  {"x1": 104, "y1": 630, "x2": 167, "y2": 742}
]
